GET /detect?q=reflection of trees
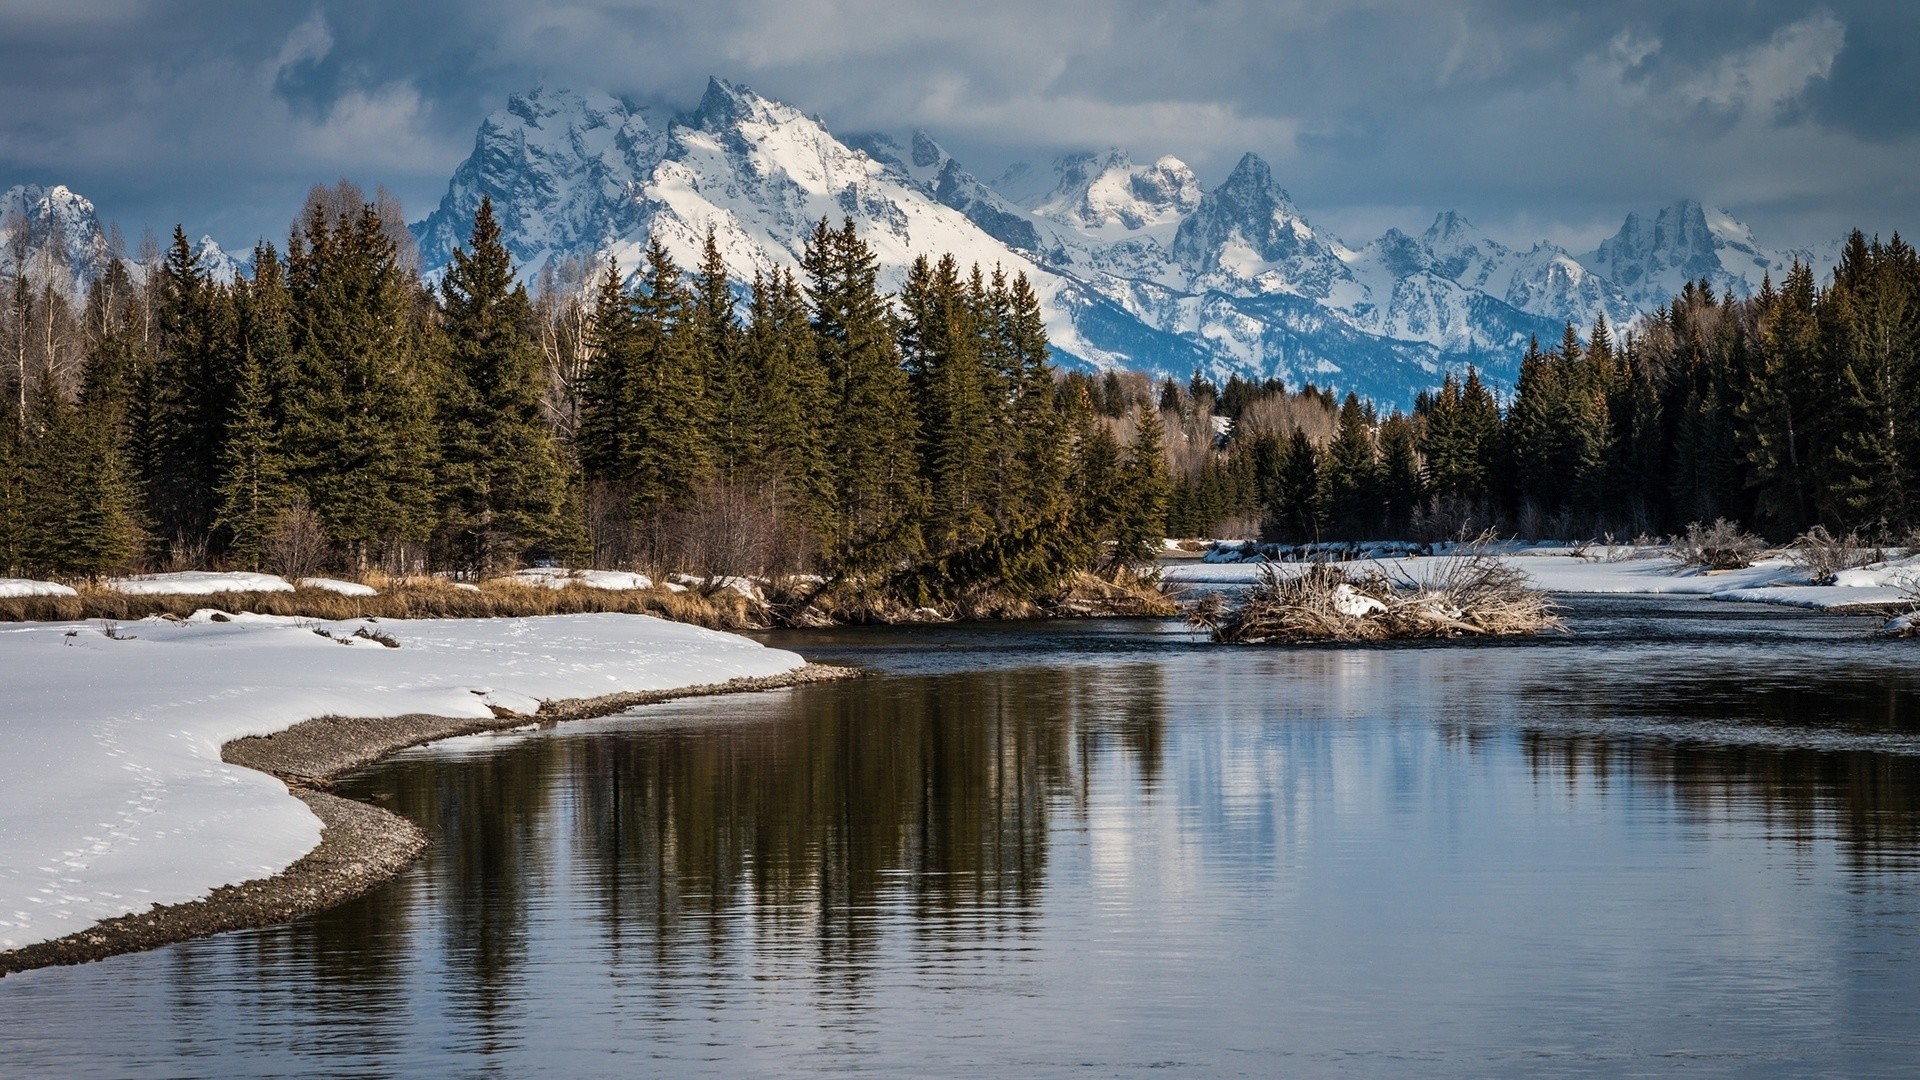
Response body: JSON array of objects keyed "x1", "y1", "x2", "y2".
[
  {"x1": 568, "y1": 664, "x2": 1167, "y2": 975},
  {"x1": 1515, "y1": 670, "x2": 1920, "y2": 868}
]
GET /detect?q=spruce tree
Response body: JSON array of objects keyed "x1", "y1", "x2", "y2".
[
  {"x1": 21, "y1": 374, "x2": 142, "y2": 576},
  {"x1": 148, "y1": 226, "x2": 238, "y2": 559},
  {"x1": 1378, "y1": 411, "x2": 1424, "y2": 537},
  {"x1": 1274, "y1": 427, "x2": 1323, "y2": 542},
  {"x1": 803, "y1": 218, "x2": 921, "y2": 567},
  {"x1": 744, "y1": 267, "x2": 832, "y2": 532},
  {"x1": 213, "y1": 352, "x2": 295, "y2": 569},
  {"x1": 1113, "y1": 402, "x2": 1169, "y2": 564},
  {"x1": 1324, "y1": 393, "x2": 1381, "y2": 538},
  {"x1": 1737, "y1": 267, "x2": 1818, "y2": 534},
  {"x1": 1827, "y1": 234, "x2": 1917, "y2": 534},
  {"x1": 694, "y1": 226, "x2": 755, "y2": 472},
  {"x1": 437, "y1": 196, "x2": 572, "y2": 572},
  {"x1": 901, "y1": 253, "x2": 992, "y2": 550},
  {"x1": 0, "y1": 389, "x2": 23, "y2": 574},
  {"x1": 284, "y1": 197, "x2": 438, "y2": 569}
]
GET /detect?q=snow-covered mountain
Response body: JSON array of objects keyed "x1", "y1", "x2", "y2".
[
  {"x1": 0, "y1": 184, "x2": 115, "y2": 299},
  {"x1": 1582, "y1": 199, "x2": 1812, "y2": 312},
  {"x1": 412, "y1": 80, "x2": 1826, "y2": 406},
  {"x1": 0, "y1": 184, "x2": 249, "y2": 297}
]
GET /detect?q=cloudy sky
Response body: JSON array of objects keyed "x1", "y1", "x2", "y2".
[{"x1": 1, "y1": 0, "x2": 1912, "y2": 255}]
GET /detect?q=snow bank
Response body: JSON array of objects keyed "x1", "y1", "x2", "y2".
[
  {"x1": 0, "y1": 612, "x2": 804, "y2": 951},
  {"x1": 108, "y1": 571, "x2": 295, "y2": 596},
  {"x1": 669, "y1": 574, "x2": 764, "y2": 601},
  {"x1": 511, "y1": 568, "x2": 653, "y2": 591},
  {"x1": 297, "y1": 577, "x2": 378, "y2": 597},
  {"x1": 0, "y1": 579, "x2": 76, "y2": 598},
  {"x1": 1165, "y1": 550, "x2": 1918, "y2": 612}
]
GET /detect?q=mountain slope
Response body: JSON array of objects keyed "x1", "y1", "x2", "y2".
[
  {"x1": 0, "y1": 184, "x2": 114, "y2": 299},
  {"x1": 411, "y1": 80, "x2": 1829, "y2": 407}
]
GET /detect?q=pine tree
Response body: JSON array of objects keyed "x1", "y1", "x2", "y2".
[
  {"x1": 575, "y1": 259, "x2": 634, "y2": 482},
  {"x1": 21, "y1": 374, "x2": 142, "y2": 576},
  {"x1": 0, "y1": 388, "x2": 23, "y2": 573},
  {"x1": 1827, "y1": 234, "x2": 1918, "y2": 534},
  {"x1": 901, "y1": 253, "x2": 992, "y2": 550},
  {"x1": 1005, "y1": 273, "x2": 1065, "y2": 531},
  {"x1": 213, "y1": 352, "x2": 295, "y2": 569},
  {"x1": 623, "y1": 237, "x2": 713, "y2": 514},
  {"x1": 1378, "y1": 411, "x2": 1423, "y2": 537},
  {"x1": 1113, "y1": 402, "x2": 1169, "y2": 564},
  {"x1": 147, "y1": 226, "x2": 238, "y2": 558},
  {"x1": 284, "y1": 195, "x2": 439, "y2": 569},
  {"x1": 1324, "y1": 393, "x2": 1381, "y2": 538},
  {"x1": 804, "y1": 218, "x2": 921, "y2": 567},
  {"x1": 1737, "y1": 266, "x2": 1818, "y2": 534},
  {"x1": 744, "y1": 267, "x2": 832, "y2": 531},
  {"x1": 694, "y1": 226, "x2": 755, "y2": 472},
  {"x1": 1273, "y1": 426, "x2": 1323, "y2": 542},
  {"x1": 436, "y1": 197, "x2": 572, "y2": 573}
]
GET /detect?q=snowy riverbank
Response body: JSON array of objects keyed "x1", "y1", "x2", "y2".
[
  {"x1": 0, "y1": 611, "x2": 806, "y2": 955},
  {"x1": 1163, "y1": 544, "x2": 1920, "y2": 612}
]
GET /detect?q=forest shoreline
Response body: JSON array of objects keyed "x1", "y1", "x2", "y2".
[{"x1": 0, "y1": 662, "x2": 861, "y2": 979}]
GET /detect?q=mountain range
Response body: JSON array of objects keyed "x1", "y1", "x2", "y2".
[
  {"x1": 409, "y1": 80, "x2": 1832, "y2": 405},
  {"x1": 5, "y1": 78, "x2": 1837, "y2": 406}
]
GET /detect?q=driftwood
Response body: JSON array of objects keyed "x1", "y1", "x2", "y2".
[{"x1": 1196, "y1": 550, "x2": 1561, "y2": 644}]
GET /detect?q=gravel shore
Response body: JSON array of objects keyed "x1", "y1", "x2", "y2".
[{"x1": 1, "y1": 662, "x2": 861, "y2": 977}]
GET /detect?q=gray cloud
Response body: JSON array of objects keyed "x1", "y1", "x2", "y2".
[{"x1": 0, "y1": 0, "x2": 1909, "y2": 255}]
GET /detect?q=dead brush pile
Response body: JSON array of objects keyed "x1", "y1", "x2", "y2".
[{"x1": 1196, "y1": 554, "x2": 1561, "y2": 644}]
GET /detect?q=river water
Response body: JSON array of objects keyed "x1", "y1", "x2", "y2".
[{"x1": 7, "y1": 598, "x2": 1920, "y2": 1076}]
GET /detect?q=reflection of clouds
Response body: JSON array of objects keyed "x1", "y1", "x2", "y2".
[{"x1": 11, "y1": 612, "x2": 1920, "y2": 1073}]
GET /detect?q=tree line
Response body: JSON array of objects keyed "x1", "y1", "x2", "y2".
[
  {"x1": 1153, "y1": 231, "x2": 1920, "y2": 545},
  {"x1": 4, "y1": 189, "x2": 1911, "y2": 587},
  {"x1": 0, "y1": 187, "x2": 1172, "y2": 606}
]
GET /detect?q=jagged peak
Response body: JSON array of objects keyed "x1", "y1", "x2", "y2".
[
  {"x1": 910, "y1": 130, "x2": 948, "y2": 169},
  {"x1": 689, "y1": 76, "x2": 800, "y2": 133},
  {"x1": 1423, "y1": 210, "x2": 1478, "y2": 241},
  {"x1": 500, "y1": 86, "x2": 630, "y2": 126}
]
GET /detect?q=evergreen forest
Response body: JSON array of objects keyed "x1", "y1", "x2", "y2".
[{"x1": 3, "y1": 184, "x2": 1917, "y2": 603}]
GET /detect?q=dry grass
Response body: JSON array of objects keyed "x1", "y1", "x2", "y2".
[
  {"x1": 0, "y1": 578, "x2": 757, "y2": 630},
  {"x1": 1197, "y1": 553, "x2": 1560, "y2": 644},
  {"x1": 769, "y1": 568, "x2": 1177, "y2": 626},
  {"x1": 2, "y1": 567, "x2": 1176, "y2": 631}
]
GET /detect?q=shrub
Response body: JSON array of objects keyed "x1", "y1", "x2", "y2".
[
  {"x1": 1790, "y1": 525, "x2": 1881, "y2": 586},
  {"x1": 1667, "y1": 519, "x2": 1765, "y2": 572}
]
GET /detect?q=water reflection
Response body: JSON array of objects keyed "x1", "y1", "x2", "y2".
[{"x1": 6, "y1": 605, "x2": 1920, "y2": 1076}]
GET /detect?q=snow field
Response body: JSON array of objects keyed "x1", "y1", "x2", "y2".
[
  {"x1": 107, "y1": 571, "x2": 297, "y2": 596},
  {"x1": 0, "y1": 612, "x2": 804, "y2": 951},
  {"x1": 0, "y1": 579, "x2": 77, "y2": 598},
  {"x1": 510, "y1": 568, "x2": 654, "y2": 591},
  {"x1": 1165, "y1": 546, "x2": 1920, "y2": 615}
]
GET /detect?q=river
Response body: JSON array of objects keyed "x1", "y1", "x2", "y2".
[{"x1": 5, "y1": 597, "x2": 1920, "y2": 1076}]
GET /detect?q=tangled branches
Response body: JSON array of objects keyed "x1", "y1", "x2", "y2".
[{"x1": 1195, "y1": 551, "x2": 1561, "y2": 644}]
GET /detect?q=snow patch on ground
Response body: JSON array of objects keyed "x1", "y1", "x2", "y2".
[
  {"x1": 0, "y1": 579, "x2": 76, "y2": 598},
  {"x1": 0, "y1": 612, "x2": 804, "y2": 951},
  {"x1": 108, "y1": 572, "x2": 295, "y2": 596},
  {"x1": 1166, "y1": 547, "x2": 1920, "y2": 612},
  {"x1": 511, "y1": 568, "x2": 654, "y2": 591},
  {"x1": 669, "y1": 574, "x2": 764, "y2": 601},
  {"x1": 297, "y1": 577, "x2": 378, "y2": 597}
]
